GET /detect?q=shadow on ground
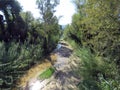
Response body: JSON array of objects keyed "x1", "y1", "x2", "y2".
[
  {"x1": 53, "y1": 70, "x2": 80, "y2": 89},
  {"x1": 59, "y1": 42, "x2": 69, "y2": 46},
  {"x1": 57, "y1": 46, "x2": 73, "y2": 57}
]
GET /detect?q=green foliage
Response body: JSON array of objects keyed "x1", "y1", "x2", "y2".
[
  {"x1": 0, "y1": 41, "x2": 43, "y2": 88},
  {"x1": 72, "y1": 0, "x2": 120, "y2": 61},
  {"x1": 64, "y1": 0, "x2": 120, "y2": 89},
  {"x1": 98, "y1": 74, "x2": 120, "y2": 90},
  {"x1": 73, "y1": 46, "x2": 120, "y2": 90},
  {"x1": 36, "y1": 0, "x2": 60, "y2": 54},
  {"x1": 39, "y1": 67, "x2": 55, "y2": 80},
  {"x1": 0, "y1": 0, "x2": 60, "y2": 89}
]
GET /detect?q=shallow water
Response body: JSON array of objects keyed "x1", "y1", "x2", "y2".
[{"x1": 56, "y1": 44, "x2": 62, "y2": 50}]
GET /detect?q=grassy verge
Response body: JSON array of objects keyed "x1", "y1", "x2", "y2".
[
  {"x1": 38, "y1": 67, "x2": 55, "y2": 80},
  {"x1": 67, "y1": 39, "x2": 120, "y2": 90}
]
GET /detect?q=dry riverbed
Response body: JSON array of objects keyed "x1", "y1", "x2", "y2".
[{"x1": 17, "y1": 41, "x2": 80, "y2": 90}]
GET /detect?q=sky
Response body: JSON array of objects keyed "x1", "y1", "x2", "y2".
[{"x1": 17, "y1": 0, "x2": 76, "y2": 25}]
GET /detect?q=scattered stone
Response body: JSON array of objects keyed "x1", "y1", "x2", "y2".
[{"x1": 24, "y1": 41, "x2": 80, "y2": 90}]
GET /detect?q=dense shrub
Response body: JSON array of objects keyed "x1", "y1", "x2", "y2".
[
  {"x1": 0, "y1": 41, "x2": 43, "y2": 88},
  {"x1": 74, "y1": 47, "x2": 120, "y2": 90},
  {"x1": 64, "y1": 0, "x2": 120, "y2": 89},
  {"x1": 0, "y1": 0, "x2": 60, "y2": 89}
]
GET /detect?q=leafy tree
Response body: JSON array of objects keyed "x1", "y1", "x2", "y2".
[
  {"x1": 72, "y1": 0, "x2": 120, "y2": 61},
  {"x1": 36, "y1": 0, "x2": 60, "y2": 54},
  {"x1": 87, "y1": 0, "x2": 120, "y2": 61},
  {"x1": 0, "y1": 0, "x2": 26, "y2": 42},
  {"x1": 0, "y1": 0, "x2": 61, "y2": 89},
  {"x1": 64, "y1": 0, "x2": 120, "y2": 89}
]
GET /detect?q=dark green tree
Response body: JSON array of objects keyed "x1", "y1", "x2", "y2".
[
  {"x1": 36, "y1": 0, "x2": 60, "y2": 54},
  {"x1": 0, "y1": 0, "x2": 27, "y2": 42}
]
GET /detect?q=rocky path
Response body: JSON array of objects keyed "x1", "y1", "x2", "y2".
[{"x1": 25, "y1": 41, "x2": 80, "y2": 90}]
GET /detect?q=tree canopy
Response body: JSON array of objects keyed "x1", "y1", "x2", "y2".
[
  {"x1": 64, "y1": 0, "x2": 120, "y2": 89},
  {"x1": 0, "y1": 0, "x2": 60, "y2": 89}
]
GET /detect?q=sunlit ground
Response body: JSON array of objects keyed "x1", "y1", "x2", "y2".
[{"x1": 17, "y1": 54, "x2": 57, "y2": 88}]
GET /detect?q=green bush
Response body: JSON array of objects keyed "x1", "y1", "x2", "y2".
[
  {"x1": 0, "y1": 0, "x2": 60, "y2": 89},
  {"x1": 63, "y1": 1, "x2": 120, "y2": 89},
  {"x1": 74, "y1": 47, "x2": 120, "y2": 90},
  {"x1": 0, "y1": 41, "x2": 43, "y2": 88},
  {"x1": 98, "y1": 74, "x2": 120, "y2": 90}
]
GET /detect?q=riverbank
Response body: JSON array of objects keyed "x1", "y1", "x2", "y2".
[
  {"x1": 15, "y1": 53, "x2": 56, "y2": 89},
  {"x1": 17, "y1": 41, "x2": 80, "y2": 90}
]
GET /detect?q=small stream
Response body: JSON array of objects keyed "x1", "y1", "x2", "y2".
[
  {"x1": 23, "y1": 42, "x2": 74, "y2": 90},
  {"x1": 56, "y1": 44, "x2": 62, "y2": 50},
  {"x1": 54, "y1": 43, "x2": 73, "y2": 70}
]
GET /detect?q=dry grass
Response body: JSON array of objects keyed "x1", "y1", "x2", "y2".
[
  {"x1": 17, "y1": 54, "x2": 57, "y2": 88},
  {"x1": 50, "y1": 53, "x2": 57, "y2": 64}
]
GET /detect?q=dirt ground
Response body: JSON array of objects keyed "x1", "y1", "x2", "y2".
[{"x1": 17, "y1": 41, "x2": 80, "y2": 90}]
